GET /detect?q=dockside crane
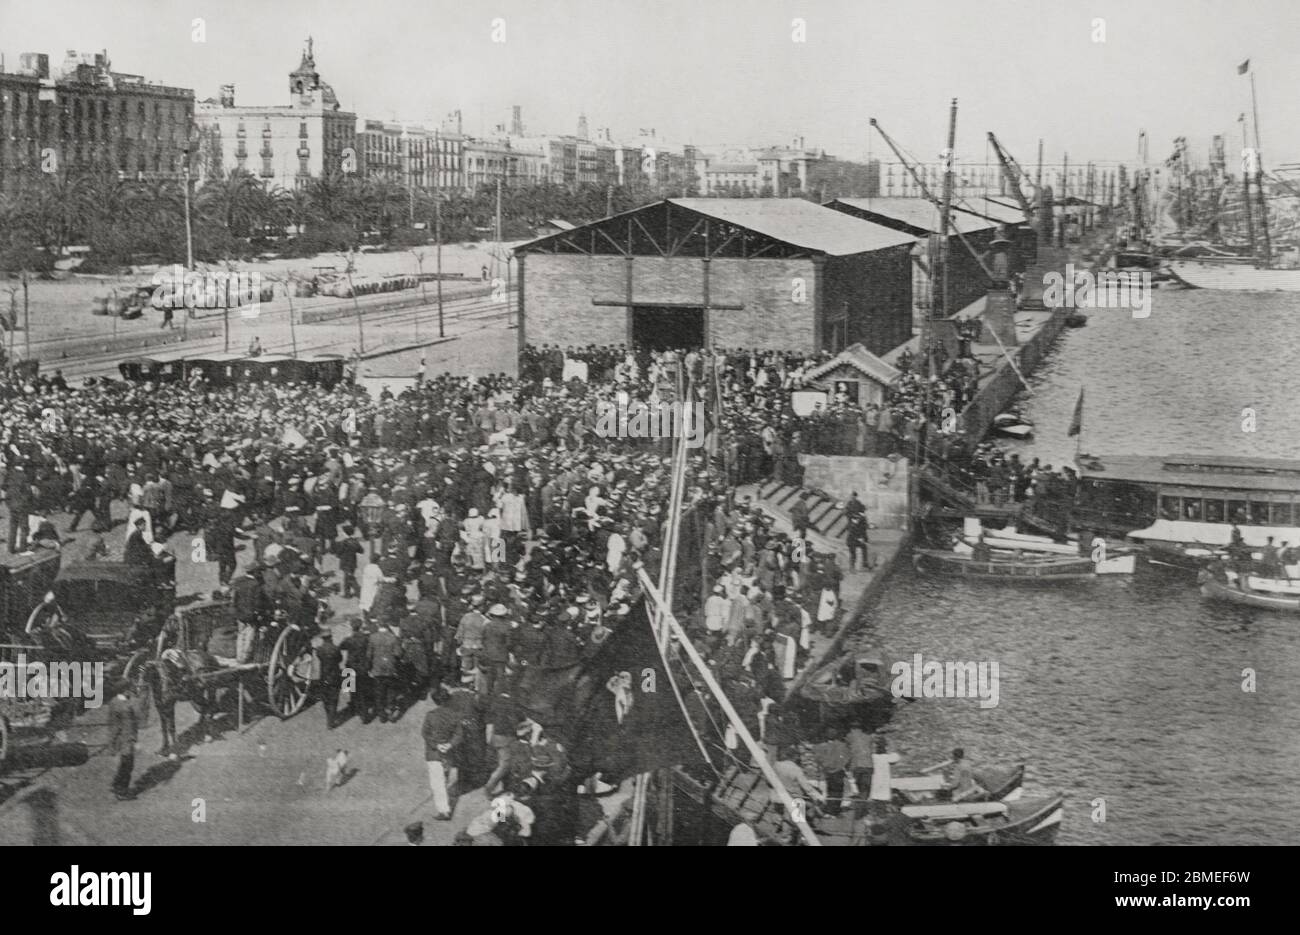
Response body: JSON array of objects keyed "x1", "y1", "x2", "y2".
[
  {"x1": 986, "y1": 132, "x2": 1036, "y2": 224},
  {"x1": 870, "y1": 112, "x2": 999, "y2": 310}
]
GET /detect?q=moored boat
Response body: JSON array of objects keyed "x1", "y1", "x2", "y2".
[
  {"x1": 1167, "y1": 259, "x2": 1300, "y2": 292},
  {"x1": 991, "y1": 410, "x2": 1034, "y2": 440},
  {"x1": 1198, "y1": 569, "x2": 1300, "y2": 612},
  {"x1": 798, "y1": 650, "x2": 893, "y2": 707},
  {"x1": 894, "y1": 793, "x2": 1065, "y2": 846},
  {"x1": 958, "y1": 521, "x2": 1136, "y2": 574},
  {"x1": 890, "y1": 764, "x2": 1025, "y2": 805},
  {"x1": 913, "y1": 548, "x2": 1100, "y2": 581}
]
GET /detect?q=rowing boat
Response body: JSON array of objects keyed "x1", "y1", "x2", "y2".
[
  {"x1": 896, "y1": 793, "x2": 1065, "y2": 845},
  {"x1": 1199, "y1": 571, "x2": 1300, "y2": 612},
  {"x1": 891, "y1": 764, "x2": 1025, "y2": 805},
  {"x1": 913, "y1": 548, "x2": 1100, "y2": 581}
]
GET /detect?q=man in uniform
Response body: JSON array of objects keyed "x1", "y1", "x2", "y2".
[
  {"x1": 315, "y1": 630, "x2": 344, "y2": 729},
  {"x1": 107, "y1": 679, "x2": 140, "y2": 801}
]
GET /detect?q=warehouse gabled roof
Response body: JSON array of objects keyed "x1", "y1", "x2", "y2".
[
  {"x1": 667, "y1": 198, "x2": 915, "y2": 255},
  {"x1": 514, "y1": 198, "x2": 915, "y2": 259},
  {"x1": 827, "y1": 197, "x2": 1000, "y2": 236},
  {"x1": 804, "y1": 342, "x2": 901, "y2": 386}
]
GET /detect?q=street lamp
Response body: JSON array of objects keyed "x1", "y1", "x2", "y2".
[{"x1": 358, "y1": 490, "x2": 386, "y2": 561}]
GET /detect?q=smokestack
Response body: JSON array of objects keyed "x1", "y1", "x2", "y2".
[{"x1": 511, "y1": 105, "x2": 522, "y2": 136}]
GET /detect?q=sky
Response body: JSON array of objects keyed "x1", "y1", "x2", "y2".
[{"x1": 3, "y1": 0, "x2": 1299, "y2": 170}]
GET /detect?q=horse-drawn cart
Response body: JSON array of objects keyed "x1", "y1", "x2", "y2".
[{"x1": 153, "y1": 596, "x2": 316, "y2": 741}]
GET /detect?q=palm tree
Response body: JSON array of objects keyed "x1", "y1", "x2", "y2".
[
  {"x1": 18, "y1": 171, "x2": 91, "y2": 260},
  {"x1": 196, "y1": 170, "x2": 271, "y2": 239}
]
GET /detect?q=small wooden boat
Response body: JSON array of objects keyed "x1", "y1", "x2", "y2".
[
  {"x1": 798, "y1": 650, "x2": 893, "y2": 707},
  {"x1": 894, "y1": 793, "x2": 1065, "y2": 845},
  {"x1": 959, "y1": 526, "x2": 1136, "y2": 574},
  {"x1": 1199, "y1": 570, "x2": 1300, "y2": 612},
  {"x1": 913, "y1": 548, "x2": 1101, "y2": 581},
  {"x1": 991, "y1": 411, "x2": 1034, "y2": 440},
  {"x1": 1064, "y1": 311, "x2": 1088, "y2": 328},
  {"x1": 891, "y1": 764, "x2": 1025, "y2": 805}
]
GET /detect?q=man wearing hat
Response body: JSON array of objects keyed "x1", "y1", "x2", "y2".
[
  {"x1": 340, "y1": 618, "x2": 373, "y2": 723},
  {"x1": 421, "y1": 699, "x2": 463, "y2": 821},
  {"x1": 332, "y1": 524, "x2": 364, "y2": 599},
  {"x1": 124, "y1": 516, "x2": 153, "y2": 566},
  {"x1": 479, "y1": 604, "x2": 515, "y2": 699},
  {"x1": 106, "y1": 678, "x2": 141, "y2": 801},
  {"x1": 314, "y1": 629, "x2": 344, "y2": 729}
]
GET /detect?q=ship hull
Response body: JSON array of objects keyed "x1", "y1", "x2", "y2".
[{"x1": 1168, "y1": 261, "x2": 1300, "y2": 292}]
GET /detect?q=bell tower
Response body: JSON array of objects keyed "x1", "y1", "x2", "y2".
[{"x1": 289, "y1": 36, "x2": 320, "y2": 101}]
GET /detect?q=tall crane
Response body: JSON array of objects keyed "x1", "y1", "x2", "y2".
[
  {"x1": 986, "y1": 132, "x2": 1035, "y2": 222},
  {"x1": 870, "y1": 115, "x2": 998, "y2": 300}
]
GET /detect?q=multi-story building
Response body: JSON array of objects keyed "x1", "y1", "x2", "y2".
[
  {"x1": 880, "y1": 161, "x2": 997, "y2": 199},
  {"x1": 357, "y1": 119, "x2": 447, "y2": 189},
  {"x1": 193, "y1": 39, "x2": 355, "y2": 187},
  {"x1": 695, "y1": 143, "x2": 878, "y2": 199},
  {"x1": 0, "y1": 49, "x2": 194, "y2": 193}
]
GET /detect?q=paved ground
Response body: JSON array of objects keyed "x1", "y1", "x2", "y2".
[
  {"x1": 9, "y1": 242, "x2": 521, "y2": 350},
  {"x1": 0, "y1": 313, "x2": 526, "y2": 846}
]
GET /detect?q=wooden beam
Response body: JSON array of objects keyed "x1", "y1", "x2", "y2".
[
  {"x1": 558, "y1": 235, "x2": 591, "y2": 255},
  {"x1": 667, "y1": 217, "x2": 703, "y2": 257},
  {"x1": 632, "y1": 215, "x2": 666, "y2": 256},
  {"x1": 595, "y1": 227, "x2": 629, "y2": 256},
  {"x1": 592, "y1": 299, "x2": 743, "y2": 310}
]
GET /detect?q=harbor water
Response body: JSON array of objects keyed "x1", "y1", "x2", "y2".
[{"x1": 868, "y1": 287, "x2": 1300, "y2": 845}]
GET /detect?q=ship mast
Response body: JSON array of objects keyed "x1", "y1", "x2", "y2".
[{"x1": 1248, "y1": 68, "x2": 1272, "y2": 264}]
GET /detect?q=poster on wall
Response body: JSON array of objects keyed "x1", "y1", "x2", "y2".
[
  {"x1": 790, "y1": 390, "x2": 829, "y2": 417},
  {"x1": 832, "y1": 380, "x2": 860, "y2": 405}
]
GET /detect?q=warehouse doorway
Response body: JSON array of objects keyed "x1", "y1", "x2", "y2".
[{"x1": 631, "y1": 306, "x2": 704, "y2": 351}]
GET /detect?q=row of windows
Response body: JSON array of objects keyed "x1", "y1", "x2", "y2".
[{"x1": 1159, "y1": 494, "x2": 1299, "y2": 527}]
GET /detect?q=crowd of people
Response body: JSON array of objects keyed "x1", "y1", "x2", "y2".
[{"x1": 0, "y1": 340, "x2": 895, "y2": 842}]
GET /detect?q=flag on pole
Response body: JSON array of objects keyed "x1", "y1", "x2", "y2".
[
  {"x1": 1238, "y1": 59, "x2": 1250, "y2": 75},
  {"x1": 1067, "y1": 388, "x2": 1085, "y2": 437}
]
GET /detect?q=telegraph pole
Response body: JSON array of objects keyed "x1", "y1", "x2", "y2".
[{"x1": 435, "y1": 129, "x2": 445, "y2": 337}]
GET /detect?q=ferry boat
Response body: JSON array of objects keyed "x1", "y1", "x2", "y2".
[{"x1": 1073, "y1": 453, "x2": 1300, "y2": 567}]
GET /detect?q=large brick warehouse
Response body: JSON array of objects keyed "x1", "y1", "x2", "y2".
[{"x1": 512, "y1": 198, "x2": 915, "y2": 358}]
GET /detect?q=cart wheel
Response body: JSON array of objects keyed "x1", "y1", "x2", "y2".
[
  {"x1": 0, "y1": 716, "x2": 10, "y2": 773},
  {"x1": 267, "y1": 626, "x2": 312, "y2": 718},
  {"x1": 123, "y1": 650, "x2": 152, "y2": 726}
]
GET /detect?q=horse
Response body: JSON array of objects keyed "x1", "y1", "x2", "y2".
[{"x1": 146, "y1": 647, "x2": 226, "y2": 757}]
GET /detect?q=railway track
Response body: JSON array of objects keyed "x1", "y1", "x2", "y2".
[{"x1": 45, "y1": 290, "x2": 515, "y2": 379}]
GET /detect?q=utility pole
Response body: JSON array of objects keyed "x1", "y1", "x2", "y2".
[
  {"x1": 939, "y1": 98, "x2": 958, "y2": 320},
  {"x1": 345, "y1": 250, "x2": 365, "y2": 354},
  {"x1": 22, "y1": 271, "x2": 30, "y2": 361},
  {"x1": 435, "y1": 129, "x2": 444, "y2": 338},
  {"x1": 183, "y1": 146, "x2": 195, "y2": 341},
  {"x1": 1060, "y1": 152, "x2": 1069, "y2": 246}
]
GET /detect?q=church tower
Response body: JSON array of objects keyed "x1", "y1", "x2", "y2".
[{"x1": 289, "y1": 37, "x2": 321, "y2": 100}]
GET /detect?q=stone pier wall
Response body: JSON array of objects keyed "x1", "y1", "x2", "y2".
[{"x1": 799, "y1": 454, "x2": 912, "y2": 530}]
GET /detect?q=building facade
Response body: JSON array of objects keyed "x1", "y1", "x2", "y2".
[
  {"x1": 0, "y1": 50, "x2": 193, "y2": 193},
  {"x1": 193, "y1": 40, "x2": 355, "y2": 187}
]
